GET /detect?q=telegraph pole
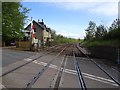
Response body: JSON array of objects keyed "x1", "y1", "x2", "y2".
[
  {"x1": 118, "y1": 1, "x2": 120, "y2": 29},
  {"x1": 117, "y1": 1, "x2": 120, "y2": 64}
]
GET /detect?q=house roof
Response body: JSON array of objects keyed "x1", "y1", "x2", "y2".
[
  {"x1": 46, "y1": 27, "x2": 51, "y2": 32},
  {"x1": 24, "y1": 20, "x2": 51, "y2": 33},
  {"x1": 24, "y1": 20, "x2": 44, "y2": 30}
]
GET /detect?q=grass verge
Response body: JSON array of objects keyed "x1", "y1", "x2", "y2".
[{"x1": 82, "y1": 40, "x2": 120, "y2": 47}]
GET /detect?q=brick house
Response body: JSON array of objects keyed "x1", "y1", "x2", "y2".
[{"x1": 24, "y1": 19, "x2": 52, "y2": 49}]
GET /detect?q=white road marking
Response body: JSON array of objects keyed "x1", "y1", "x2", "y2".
[
  {"x1": 65, "y1": 70, "x2": 118, "y2": 86},
  {"x1": 0, "y1": 83, "x2": 7, "y2": 90},
  {"x1": 83, "y1": 75, "x2": 118, "y2": 86},
  {"x1": 24, "y1": 59, "x2": 119, "y2": 86},
  {"x1": 33, "y1": 60, "x2": 58, "y2": 69},
  {"x1": 82, "y1": 72, "x2": 115, "y2": 83},
  {"x1": 34, "y1": 60, "x2": 47, "y2": 66},
  {"x1": 24, "y1": 58, "x2": 32, "y2": 61},
  {"x1": 63, "y1": 69, "x2": 118, "y2": 86}
]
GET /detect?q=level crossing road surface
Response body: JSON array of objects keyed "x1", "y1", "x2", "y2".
[
  {"x1": 2, "y1": 48, "x2": 39, "y2": 67},
  {"x1": 1, "y1": 44, "x2": 120, "y2": 89}
]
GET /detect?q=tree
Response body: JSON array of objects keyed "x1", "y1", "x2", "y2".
[
  {"x1": 103, "y1": 18, "x2": 120, "y2": 40},
  {"x1": 109, "y1": 19, "x2": 119, "y2": 31},
  {"x1": 2, "y1": 2, "x2": 30, "y2": 43},
  {"x1": 85, "y1": 21, "x2": 96, "y2": 40},
  {"x1": 50, "y1": 29, "x2": 56, "y2": 39},
  {"x1": 95, "y1": 25, "x2": 107, "y2": 39}
]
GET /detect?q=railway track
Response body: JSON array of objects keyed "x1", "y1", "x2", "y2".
[
  {"x1": 76, "y1": 43, "x2": 120, "y2": 87},
  {"x1": 1, "y1": 44, "x2": 68, "y2": 77},
  {"x1": 73, "y1": 50, "x2": 87, "y2": 90},
  {"x1": 49, "y1": 45, "x2": 87, "y2": 89},
  {"x1": 2, "y1": 44, "x2": 72, "y2": 88},
  {"x1": 24, "y1": 44, "x2": 73, "y2": 89},
  {"x1": 2, "y1": 43, "x2": 119, "y2": 89},
  {"x1": 25, "y1": 46, "x2": 68, "y2": 88},
  {"x1": 49, "y1": 55, "x2": 67, "y2": 89}
]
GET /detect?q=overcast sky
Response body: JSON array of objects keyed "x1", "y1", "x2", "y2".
[{"x1": 22, "y1": 0, "x2": 119, "y2": 39}]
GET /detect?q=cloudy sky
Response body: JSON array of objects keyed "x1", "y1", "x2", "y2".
[{"x1": 22, "y1": 0, "x2": 119, "y2": 39}]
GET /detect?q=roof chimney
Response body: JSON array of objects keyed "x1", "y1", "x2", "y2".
[
  {"x1": 38, "y1": 19, "x2": 40, "y2": 22},
  {"x1": 42, "y1": 19, "x2": 43, "y2": 23}
]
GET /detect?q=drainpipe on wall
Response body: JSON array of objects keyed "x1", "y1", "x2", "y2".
[{"x1": 30, "y1": 17, "x2": 33, "y2": 51}]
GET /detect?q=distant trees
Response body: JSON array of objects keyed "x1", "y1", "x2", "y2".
[
  {"x1": 104, "y1": 19, "x2": 120, "y2": 40},
  {"x1": 2, "y1": 2, "x2": 30, "y2": 44},
  {"x1": 85, "y1": 18, "x2": 120, "y2": 41},
  {"x1": 109, "y1": 19, "x2": 119, "y2": 31},
  {"x1": 85, "y1": 21, "x2": 96, "y2": 40},
  {"x1": 95, "y1": 25, "x2": 107, "y2": 39},
  {"x1": 50, "y1": 29, "x2": 57, "y2": 40},
  {"x1": 49, "y1": 29, "x2": 79, "y2": 45}
]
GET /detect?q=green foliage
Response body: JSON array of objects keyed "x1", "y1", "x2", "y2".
[
  {"x1": 103, "y1": 28, "x2": 120, "y2": 40},
  {"x1": 85, "y1": 21, "x2": 96, "y2": 40},
  {"x1": 51, "y1": 34, "x2": 79, "y2": 45},
  {"x1": 83, "y1": 39, "x2": 120, "y2": 47},
  {"x1": 109, "y1": 19, "x2": 119, "y2": 31},
  {"x1": 84, "y1": 18, "x2": 120, "y2": 47},
  {"x1": 48, "y1": 28, "x2": 80, "y2": 45},
  {"x1": 50, "y1": 29, "x2": 57, "y2": 39},
  {"x1": 104, "y1": 18, "x2": 120, "y2": 40},
  {"x1": 2, "y1": 2, "x2": 30, "y2": 42},
  {"x1": 95, "y1": 25, "x2": 107, "y2": 39}
]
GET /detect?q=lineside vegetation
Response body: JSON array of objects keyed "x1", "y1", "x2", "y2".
[{"x1": 83, "y1": 19, "x2": 120, "y2": 47}]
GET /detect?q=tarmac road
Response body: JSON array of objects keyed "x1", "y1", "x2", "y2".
[
  {"x1": 1, "y1": 46, "x2": 120, "y2": 89},
  {"x1": 2, "y1": 48, "x2": 37, "y2": 67}
]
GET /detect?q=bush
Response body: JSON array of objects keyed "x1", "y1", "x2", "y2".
[
  {"x1": 83, "y1": 39, "x2": 120, "y2": 47},
  {"x1": 103, "y1": 28, "x2": 120, "y2": 40}
]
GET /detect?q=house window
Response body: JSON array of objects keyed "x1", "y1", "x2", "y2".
[
  {"x1": 28, "y1": 32, "x2": 30, "y2": 35},
  {"x1": 34, "y1": 28, "x2": 36, "y2": 32}
]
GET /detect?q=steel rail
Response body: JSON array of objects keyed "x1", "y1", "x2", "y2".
[
  {"x1": 49, "y1": 44, "x2": 72, "y2": 89},
  {"x1": 73, "y1": 50, "x2": 87, "y2": 90},
  {"x1": 24, "y1": 46, "x2": 68, "y2": 89},
  {"x1": 76, "y1": 43, "x2": 120, "y2": 86},
  {"x1": 1, "y1": 44, "x2": 67, "y2": 77},
  {"x1": 49, "y1": 55, "x2": 67, "y2": 89},
  {"x1": 53, "y1": 55, "x2": 67, "y2": 89}
]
